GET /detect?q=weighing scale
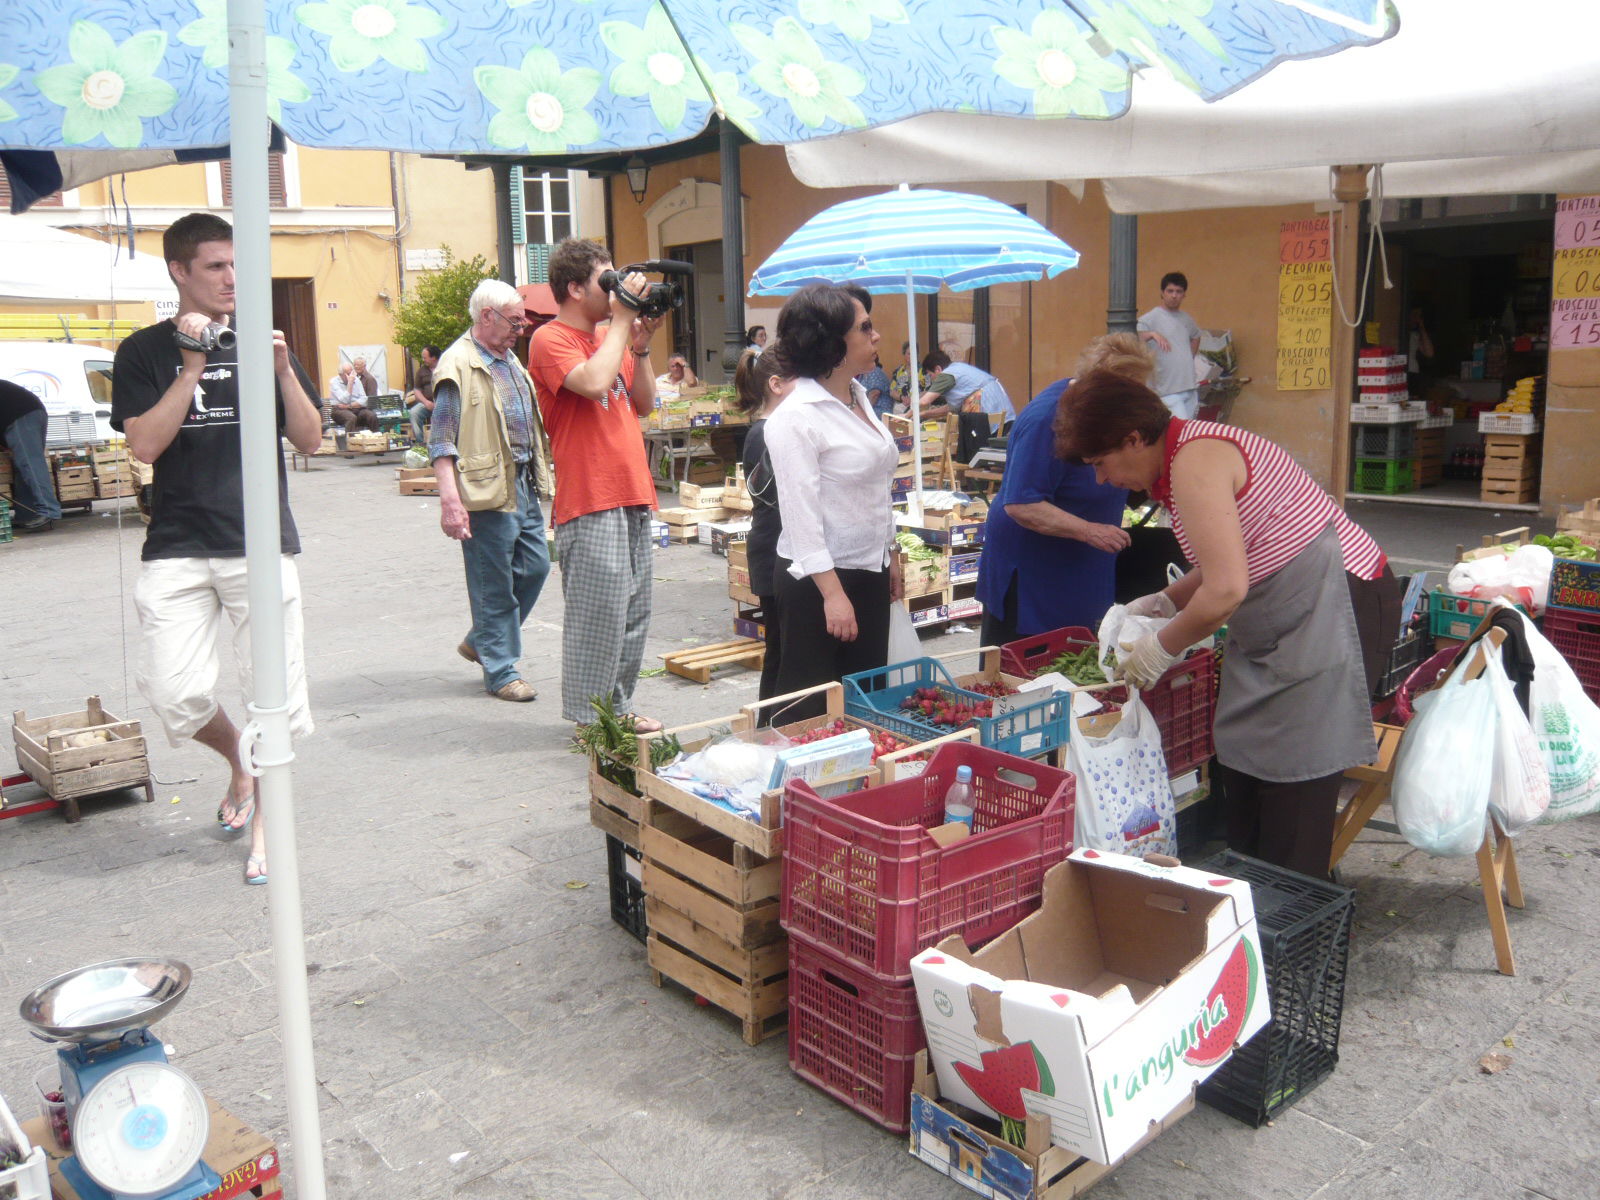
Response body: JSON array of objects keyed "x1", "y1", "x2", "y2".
[{"x1": 19, "y1": 958, "x2": 221, "y2": 1200}]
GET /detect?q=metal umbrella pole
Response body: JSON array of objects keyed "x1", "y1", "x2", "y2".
[
  {"x1": 227, "y1": 1, "x2": 326, "y2": 1195},
  {"x1": 904, "y1": 265, "x2": 923, "y2": 522}
]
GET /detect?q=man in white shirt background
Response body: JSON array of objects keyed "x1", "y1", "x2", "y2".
[{"x1": 1137, "y1": 271, "x2": 1203, "y2": 419}]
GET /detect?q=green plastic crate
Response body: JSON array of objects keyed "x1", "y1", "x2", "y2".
[{"x1": 1351, "y1": 458, "x2": 1414, "y2": 495}]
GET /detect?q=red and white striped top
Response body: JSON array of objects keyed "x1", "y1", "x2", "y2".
[{"x1": 1151, "y1": 419, "x2": 1386, "y2": 585}]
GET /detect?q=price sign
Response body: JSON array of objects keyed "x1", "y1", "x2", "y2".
[
  {"x1": 1551, "y1": 296, "x2": 1600, "y2": 352},
  {"x1": 1553, "y1": 247, "x2": 1600, "y2": 300},
  {"x1": 1279, "y1": 218, "x2": 1331, "y2": 265},
  {"x1": 1276, "y1": 268, "x2": 1333, "y2": 307},
  {"x1": 1555, "y1": 196, "x2": 1600, "y2": 250},
  {"x1": 1276, "y1": 347, "x2": 1331, "y2": 391}
]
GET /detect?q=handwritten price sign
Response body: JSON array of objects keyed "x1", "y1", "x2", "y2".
[
  {"x1": 1555, "y1": 196, "x2": 1600, "y2": 250},
  {"x1": 1279, "y1": 218, "x2": 1331, "y2": 265},
  {"x1": 1553, "y1": 247, "x2": 1600, "y2": 300},
  {"x1": 1552, "y1": 296, "x2": 1600, "y2": 352}
]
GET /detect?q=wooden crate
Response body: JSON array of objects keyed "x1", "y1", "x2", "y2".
[
  {"x1": 12, "y1": 696, "x2": 154, "y2": 821},
  {"x1": 94, "y1": 479, "x2": 139, "y2": 499},
  {"x1": 1558, "y1": 499, "x2": 1600, "y2": 546},
  {"x1": 646, "y1": 901, "x2": 788, "y2": 1045},
  {"x1": 678, "y1": 482, "x2": 724, "y2": 508},
  {"x1": 25, "y1": 1096, "x2": 281, "y2": 1200},
  {"x1": 589, "y1": 756, "x2": 646, "y2": 851},
  {"x1": 1481, "y1": 479, "x2": 1538, "y2": 504},
  {"x1": 396, "y1": 466, "x2": 439, "y2": 495}
]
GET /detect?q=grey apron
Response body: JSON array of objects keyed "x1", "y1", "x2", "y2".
[{"x1": 1214, "y1": 522, "x2": 1376, "y2": 782}]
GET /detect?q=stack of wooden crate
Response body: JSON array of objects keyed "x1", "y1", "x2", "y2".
[
  {"x1": 658, "y1": 480, "x2": 731, "y2": 544},
  {"x1": 91, "y1": 444, "x2": 138, "y2": 499},
  {"x1": 1411, "y1": 420, "x2": 1448, "y2": 489},
  {"x1": 52, "y1": 453, "x2": 95, "y2": 503},
  {"x1": 395, "y1": 467, "x2": 438, "y2": 496},
  {"x1": 1481, "y1": 433, "x2": 1539, "y2": 504}
]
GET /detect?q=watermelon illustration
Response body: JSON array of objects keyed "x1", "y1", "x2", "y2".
[
  {"x1": 1182, "y1": 937, "x2": 1261, "y2": 1068},
  {"x1": 953, "y1": 1041, "x2": 1055, "y2": 1120}
]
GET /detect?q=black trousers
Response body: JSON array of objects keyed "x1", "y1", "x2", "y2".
[
  {"x1": 1219, "y1": 564, "x2": 1399, "y2": 878},
  {"x1": 769, "y1": 561, "x2": 890, "y2": 723},
  {"x1": 978, "y1": 574, "x2": 1021, "y2": 653}
]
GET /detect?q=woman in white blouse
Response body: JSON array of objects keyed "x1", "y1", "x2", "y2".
[{"x1": 764, "y1": 284, "x2": 903, "y2": 718}]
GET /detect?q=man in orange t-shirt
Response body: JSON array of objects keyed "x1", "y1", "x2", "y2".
[{"x1": 528, "y1": 238, "x2": 665, "y2": 731}]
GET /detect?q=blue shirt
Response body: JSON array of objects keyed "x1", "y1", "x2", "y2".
[
  {"x1": 975, "y1": 380, "x2": 1127, "y2": 638},
  {"x1": 856, "y1": 366, "x2": 893, "y2": 418}
]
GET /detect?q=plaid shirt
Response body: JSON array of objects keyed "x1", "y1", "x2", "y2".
[{"x1": 428, "y1": 334, "x2": 537, "y2": 464}]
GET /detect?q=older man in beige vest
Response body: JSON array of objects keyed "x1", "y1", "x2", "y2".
[{"x1": 429, "y1": 280, "x2": 554, "y2": 702}]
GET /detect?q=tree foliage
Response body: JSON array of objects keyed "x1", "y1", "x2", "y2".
[{"x1": 391, "y1": 247, "x2": 496, "y2": 356}]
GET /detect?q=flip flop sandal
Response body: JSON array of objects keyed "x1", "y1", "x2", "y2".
[
  {"x1": 245, "y1": 853, "x2": 268, "y2": 886},
  {"x1": 217, "y1": 791, "x2": 256, "y2": 836}
]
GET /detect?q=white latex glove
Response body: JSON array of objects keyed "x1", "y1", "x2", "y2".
[
  {"x1": 1124, "y1": 591, "x2": 1178, "y2": 620},
  {"x1": 1121, "y1": 631, "x2": 1179, "y2": 690}
]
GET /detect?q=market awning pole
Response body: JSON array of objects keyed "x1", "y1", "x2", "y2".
[
  {"x1": 227, "y1": 2, "x2": 326, "y2": 1196},
  {"x1": 1329, "y1": 164, "x2": 1371, "y2": 505},
  {"x1": 905, "y1": 263, "x2": 923, "y2": 522}
]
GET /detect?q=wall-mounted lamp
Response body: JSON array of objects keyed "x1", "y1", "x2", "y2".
[{"x1": 625, "y1": 154, "x2": 649, "y2": 204}]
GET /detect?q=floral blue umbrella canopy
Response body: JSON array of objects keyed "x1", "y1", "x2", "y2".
[{"x1": 1, "y1": 0, "x2": 1395, "y2": 174}]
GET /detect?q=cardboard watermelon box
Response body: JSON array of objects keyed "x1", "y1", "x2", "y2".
[{"x1": 910, "y1": 848, "x2": 1269, "y2": 1166}]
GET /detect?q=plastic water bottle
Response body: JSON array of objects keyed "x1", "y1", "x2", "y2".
[{"x1": 943, "y1": 765, "x2": 976, "y2": 831}]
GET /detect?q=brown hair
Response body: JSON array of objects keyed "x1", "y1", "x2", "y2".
[
  {"x1": 1075, "y1": 332, "x2": 1154, "y2": 384},
  {"x1": 163, "y1": 212, "x2": 232, "y2": 276},
  {"x1": 734, "y1": 345, "x2": 785, "y2": 415},
  {"x1": 1053, "y1": 369, "x2": 1172, "y2": 462},
  {"x1": 548, "y1": 237, "x2": 611, "y2": 305}
]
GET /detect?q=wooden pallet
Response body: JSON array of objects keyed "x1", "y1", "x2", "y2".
[{"x1": 659, "y1": 638, "x2": 765, "y2": 683}]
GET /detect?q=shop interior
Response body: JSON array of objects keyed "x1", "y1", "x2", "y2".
[{"x1": 1359, "y1": 196, "x2": 1555, "y2": 509}]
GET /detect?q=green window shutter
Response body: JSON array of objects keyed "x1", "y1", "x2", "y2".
[
  {"x1": 509, "y1": 166, "x2": 526, "y2": 245},
  {"x1": 526, "y1": 242, "x2": 551, "y2": 283}
]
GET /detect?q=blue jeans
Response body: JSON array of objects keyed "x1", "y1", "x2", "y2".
[
  {"x1": 3, "y1": 409, "x2": 61, "y2": 521},
  {"x1": 461, "y1": 473, "x2": 550, "y2": 692},
  {"x1": 408, "y1": 401, "x2": 432, "y2": 446}
]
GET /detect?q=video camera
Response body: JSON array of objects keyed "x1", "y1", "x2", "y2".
[
  {"x1": 599, "y1": 259, "x2": 691, "y2": 320},
  {"x1": 173, "y1": 322, "x2": 236, "y2": 353}
]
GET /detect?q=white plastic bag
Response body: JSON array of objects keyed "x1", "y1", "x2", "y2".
[
  {"x1": 1482, "y1": 646, "x2": 1551, "y2": 833},
  {"x1": 1063, "y1": 693, "x2": 1175, "y2": 858},
  {"x1": 1493, "y1": 601, "x2": 1600, "y2": 822},
  {"x1": 1095, "y1": 605, "x2": 1168, "y2": 680},
  {"x1": 1391, "y1": 661, "x2": 1493, "y2": 856},
  {"x1": 887, "y1": 603, "x2": 920, "y2": 667},
  {"x1": 1446, "y1": 544, "x2": 1554, "y2": 612},
  {"x1": 402, "y1": 446, "x2": 429, "y2": 469}
]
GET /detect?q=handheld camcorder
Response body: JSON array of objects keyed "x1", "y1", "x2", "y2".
[
  {"x1": 598, "y1": 259, "x2": 691, "y2": 320},
  {"x1": 173, "y1": 322, "x2": 236, "y2": 353}
]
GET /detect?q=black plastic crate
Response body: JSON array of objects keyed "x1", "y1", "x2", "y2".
[
  {"x1": 1194, "y1": 850, "x2": 1354, "y2": 1127},
  {"x1": 1375, "y1": 622, "x2": 1427, "y2": 698},
  {"x1": 605, "y1": 834, "x2": 647, "y2": 943},
  {"x1": 1353, "y1": 423, "x2": 1414, "y2": 459}
]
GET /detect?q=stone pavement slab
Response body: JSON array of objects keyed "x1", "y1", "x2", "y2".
[{"x1": 0, "y1": 459, "x2": 1594, "y2": 1198}]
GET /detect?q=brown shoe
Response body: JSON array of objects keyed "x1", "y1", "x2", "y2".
[
  {"x1": 493, "y1": 679, "x2": 536, "y2": 702},
  {"x1": 457, "y1": 640, "x2": 480, "y2": 665}
]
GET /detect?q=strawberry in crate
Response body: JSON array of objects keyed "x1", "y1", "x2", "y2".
[{"x1": 900, "y1": 687, "x2": 997, "y2": 728}]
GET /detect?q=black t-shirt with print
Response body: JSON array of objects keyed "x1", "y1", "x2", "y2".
[{"x1": 112, "y1": 319, "x2": 301, "y2": 561}]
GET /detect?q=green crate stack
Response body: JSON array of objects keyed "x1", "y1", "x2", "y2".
[
  {"x1": 1351, "y1": 458, "x2": 1414, "y2": 495},
  {"x1": 0, "y1": 496, "x2": 11, "y2": 544}
]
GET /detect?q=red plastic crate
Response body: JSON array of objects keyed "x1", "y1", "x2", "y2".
[
  {"x1": 1542, "y1": 607, "x2": 1600, "y2": 704},
  {"x1": 787, "y1": 933, "x2": 923, "y2": 1133},
  {"x1": 999, "y1": 626, "x2": 1218, "y2": 775},
  {"x1": 781, "y1": 742, "x2": 1074, "y2": 983}
]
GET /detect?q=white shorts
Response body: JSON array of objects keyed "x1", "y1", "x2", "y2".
[
  {"x1": 1160, "y1": 389, "x2": 1200, "y2": 420},
  {"x1": 133, "y1": 555, "x2": 314, "y2": 747}
]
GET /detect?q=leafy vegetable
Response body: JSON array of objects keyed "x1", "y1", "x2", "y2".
[{"x1": 571, "y1": 695, "x2": 682, "y2": 794}]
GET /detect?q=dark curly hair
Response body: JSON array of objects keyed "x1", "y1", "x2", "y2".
[
  {"x1": 734, "y1": 346, "x2": 786, "y2": 415},
  {"x1": 1052, "y1": 369, "x2": 1172, "y2": 463},
  {"x1": 775, "y1": 283, "x2": 871, "y2": 379},
  {"x1": 548, "y1": 237, "x2": 611, "y2": 305}
]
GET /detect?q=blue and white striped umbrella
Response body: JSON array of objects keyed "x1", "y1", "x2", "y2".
[{"x1": 747, "y1": 186, "x2": 1079, "y2": 296}]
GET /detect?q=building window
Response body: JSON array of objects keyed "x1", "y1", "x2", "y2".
[
  {"x1": 0, "y1": 172, "x2": 63, "y2": 210},
  {"x1": 523, "y1": 170, "x2": 573, "y2": 244},
  {"x1": 220, "y1": 154, "x2": 287, "y2": 207}
]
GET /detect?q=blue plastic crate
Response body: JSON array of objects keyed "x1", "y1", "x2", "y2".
[{"x1": 842, "y1": 657, "x2": 1068, "y2": 761}]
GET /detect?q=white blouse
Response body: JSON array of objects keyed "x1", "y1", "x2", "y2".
[{"x1": 765, "y1": 376, "x2": 898, "y2": 580}]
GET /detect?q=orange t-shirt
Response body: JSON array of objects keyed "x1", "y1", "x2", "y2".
[{"x1": 529, "y1": 321, "x2": 658, "y2": 525}]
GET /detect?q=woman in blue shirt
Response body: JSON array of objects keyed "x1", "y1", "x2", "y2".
[{"x1": 976, "y1": 334, "x2": 1153, "y2": 648}]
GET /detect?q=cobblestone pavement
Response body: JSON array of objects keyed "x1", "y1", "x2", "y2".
[{"x1": 0, "y1": 459, "x2": 1592, "y2": 1198}]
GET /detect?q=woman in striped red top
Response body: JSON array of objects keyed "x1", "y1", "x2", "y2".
[{"x1": 1055, "y1": 371, "x2": 1399, "y2": 877}]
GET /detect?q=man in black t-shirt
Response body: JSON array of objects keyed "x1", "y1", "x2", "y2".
[{"x1": 112, "y1": 212, "x2": 323, "y2": 888}]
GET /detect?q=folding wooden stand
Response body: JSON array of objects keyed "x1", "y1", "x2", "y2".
[{"x1": 1332, "y1": 627, "x2": 1525, "y2": 976}]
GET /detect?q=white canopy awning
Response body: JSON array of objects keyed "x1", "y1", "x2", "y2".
[
  {"x1": 0, "y1": 216, "x2": 175, "y2": 305},
  {"x1": 788, "y1": 0, "x2": 1600, "y2": 211}
]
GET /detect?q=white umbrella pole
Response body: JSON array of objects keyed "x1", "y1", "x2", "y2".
[
  {"x1": 227, "y1": 2, "x2": 326, "y2": 1196},
  {"x1": 905, "y1": 269, "x2": 923, "y2": 523}
]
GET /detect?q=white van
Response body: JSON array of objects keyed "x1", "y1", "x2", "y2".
[{"x1": 0, "y1": 341, "x2": 116, "y2": 448}]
